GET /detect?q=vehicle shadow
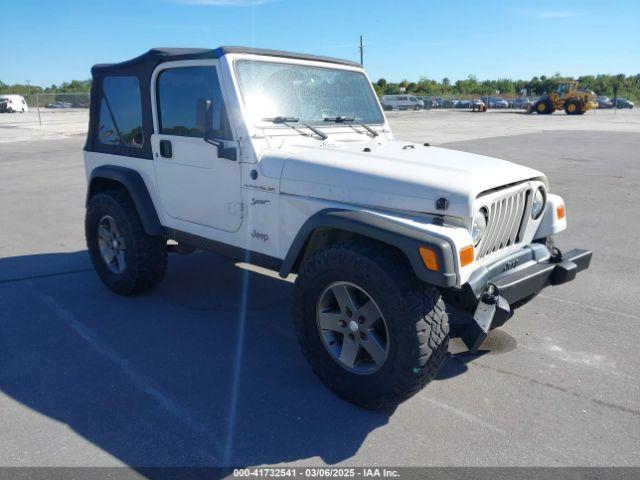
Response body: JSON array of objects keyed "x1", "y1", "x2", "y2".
[{"x1": 0, "y1": 250, "x2": 397, "y2": 476}]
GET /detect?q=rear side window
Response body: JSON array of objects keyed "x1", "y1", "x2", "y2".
[
  {"x1": 98, "y1": 98, "x2": 119, "y2": 145},
  {"x1": 157, "y1": 66, "x2": 230, "y2": 139},
  {"x1": 98, "y1": 76, "x2": 143, "y2": 148}
]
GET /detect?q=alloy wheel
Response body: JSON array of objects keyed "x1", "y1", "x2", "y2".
[
  {"x1": 97, "y1": 215, "x2": 127, "y2": 274},
  {"x1": 316, "y1": 281, "x2": 389, "y2": 374}
]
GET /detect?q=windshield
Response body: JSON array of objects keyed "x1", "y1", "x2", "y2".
[{"x1": 235, "y1": 60, "x2": 384, "y2": 126}]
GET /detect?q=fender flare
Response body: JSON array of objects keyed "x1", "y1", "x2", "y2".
[
  {"x1": 87, "y1": 165, "x2": 162, "y2": 236},
  {"x1": 279, "y1": 209, "x2": 457, "y2": 287}
]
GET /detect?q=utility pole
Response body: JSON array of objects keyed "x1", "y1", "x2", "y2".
[{"x1": 359, "y1": 35, "x2": 364, "y2": 66}]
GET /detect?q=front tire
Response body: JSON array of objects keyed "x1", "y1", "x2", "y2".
[
  {"x1": 535, "y1": 100, "x2": 553, "y2": 114},
  {"x1": 85, "y1": 190, "x2": 167, "y2": 295},
  {"x1": 565, "y1": 99, "x2": 582, "y2": 115},
  {"x1": 293, "y1": 241, "x2": 449, "y2": 409}
]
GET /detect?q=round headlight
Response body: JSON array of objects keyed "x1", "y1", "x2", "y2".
[
  {"x1": 472, "y1": 208, "x2": 488, "y2": 246},
  {"x1": 531, "y1": 187, "x2": 546, "y2": 219}
]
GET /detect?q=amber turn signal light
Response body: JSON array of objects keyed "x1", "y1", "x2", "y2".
[
  {"x1": 419, "y1": 247, "x2": 439, "y2": 271},
  {"x1": 459, "y1": 245, "x2": 474, "y2": 267},
  {"x1": 556, "y1": 204, "x2": 566, "y2": 220}
]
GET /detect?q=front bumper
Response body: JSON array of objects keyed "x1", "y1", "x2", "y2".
[
  {"x1": 492, "y1": 248, "x2": 591, "y2": 303},
  {"x1": 451, "y1": 245, "x2": 592, "y2": 352}
]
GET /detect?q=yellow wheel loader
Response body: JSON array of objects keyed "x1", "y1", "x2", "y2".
[{"x1": 530, "y1": 81, "x2": 598, "y2": 115}]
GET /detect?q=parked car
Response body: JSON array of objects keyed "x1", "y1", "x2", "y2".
[
  {"x1": 441, "y1": 98, "x2": 459, "y2": 108},
  {"x1": 0, "y1": 94, "x2": 28, "y2": 113},
  {"x1": 511, "y1": 97, "x2": 535, "y2": 109},
  {"x1": 428, "y1": 97, "x2": 443, "y2": 108},
  {"x1": 482, "y1": 96, "x2": 509, "y2": 109},
  {"x1": 612, "y1": 98, "x2": 634, "y2": 109},
  {"x1": 380, "y1": 95, "x2": 423, "y2": 111},
  {"x1": 418, "y1": 96, "x2": 441, "y2": 109},
  {"x1": 596, "y1": 96, "x2": 613, "y2": 109},
  {"x1": 471, "y1": 99, "x2": 487, "y2": 111},
  {"x1": 46, "y1": 101, "x2": 73, "y2": 109},
  {"x1": 83, "y1": 46, "x2": 591, "y2": 409},
  {"x1": 456, "y1": 99, "x2": 471, "y2": 108}
]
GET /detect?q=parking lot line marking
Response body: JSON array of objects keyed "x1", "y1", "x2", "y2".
[
  {"x1": 0, "y1": 268, "x2": 93, "y2": 284},
  {"x1": 29, "y1": 283, "x2": 225, "y2": 462},
  {"x1": 538, "y1": 294, "x2": 640, "y2": 321},
  {"x1": 419, "y1": 394, "x2": 577, "y2": 463},
  {"x1": 418, "y1": 396, "x2": 507, "y2": 435},
  {"x1": 471, "y1": 361, "x2": 640, "y2": 418}
]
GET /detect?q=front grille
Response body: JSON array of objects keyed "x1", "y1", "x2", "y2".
[{"x1": 475, "y1": 187, "x2": 530, "y2": 259}]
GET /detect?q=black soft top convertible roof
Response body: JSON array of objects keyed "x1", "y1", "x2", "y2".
[
  {"x1": 91, "y1": 46, "x2": 362, "y2": 75},
  {"x1": 86, "y1": 47, "x2": 362, "y2": 159}
]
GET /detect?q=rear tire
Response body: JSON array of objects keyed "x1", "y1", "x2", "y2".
[
  {"x1": 85, "y1": 189, "x2": 167, "y2": 295},
  {"x1": 293, "y1": 241, "x2": 449, "y2": 409}
]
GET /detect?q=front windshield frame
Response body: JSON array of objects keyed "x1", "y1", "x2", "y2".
[{"x1": 232, "y1": 57, "x2": 385, "y2": 128}]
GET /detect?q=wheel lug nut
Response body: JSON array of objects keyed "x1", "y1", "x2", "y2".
[
  {"x1": 346, "y1": 309, "x2": 352, "y2": 318},
  {"x1": 359, "y1": 332, "x2": 367, "y2": 340},
  {"x1": 338, "y1": 320, "x2": 346, "y2": 328},
  {"x1": 358, "y1": 316, "x2": 365, "y2": 324}
]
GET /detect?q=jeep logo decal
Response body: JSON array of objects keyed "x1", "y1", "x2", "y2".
[{"x1": 251, "y1": 229, "x2": 269, "y2": 242}]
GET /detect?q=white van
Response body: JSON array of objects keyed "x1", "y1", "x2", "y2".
[
  {"x1": 0, "y1": 95, "x2": 29, "y2": 113},
  {"x1": 380, "y1": 95, "x2": 423, "y2": 111}
]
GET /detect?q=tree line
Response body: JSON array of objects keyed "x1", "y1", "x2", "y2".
[
  {"x1": 2, "y1": 73, "x2": 639, "y2": 101},
  {"x1": 0, "y1": 79, "x2": 91, "y2": 95},
  {"x1": 373, "y1": 73, "x2": 640, "y2": 100}
]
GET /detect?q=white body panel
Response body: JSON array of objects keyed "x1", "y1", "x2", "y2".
[
  {"x1": 151, "y1": 133, "x2": 243, "y2": 232},
  {"x1": 277, "y1": 141, "x2": 545, "y2": 219}
]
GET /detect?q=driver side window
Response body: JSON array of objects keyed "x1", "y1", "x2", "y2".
[{"x1": 157, "y1": 66, "x2": 231, "y2": 139}]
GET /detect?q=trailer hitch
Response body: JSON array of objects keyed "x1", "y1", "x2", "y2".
[{"x1": 461, "y1": 284, "x2": 511, "y2": 353}]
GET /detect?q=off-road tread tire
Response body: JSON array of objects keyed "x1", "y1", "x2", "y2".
[
  {"x1": 565, "y1": 99, "x2": 582, "y2": 115},
  {"x1": 293, "y1": 240, "x2": 449, "y2": 409},
  {"x1": 86, "y1": 189, "x2": 167, "y2": 295},
  {"x1": 536, "y1": 100, "x2": 554, "y2": 114}
]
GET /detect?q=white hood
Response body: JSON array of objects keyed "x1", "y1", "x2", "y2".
[{"x1": 273, "y1": 140, "x2": 545, "y2": 218}]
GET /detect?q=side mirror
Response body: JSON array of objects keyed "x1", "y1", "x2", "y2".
[
  {"x1": 197, "y1": 98, "x2": 237, "y2": 161},
  {"x1": 196, "y1": 98, "x2": 213, "y2": 137}
]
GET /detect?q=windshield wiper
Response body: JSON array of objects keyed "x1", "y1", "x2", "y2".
[
  {"x1": 324, "y1": 115, "x2": 379, "y2": 137},
  {"x1": 264, "y1": 116, "x2": 328, "y2": 141}
]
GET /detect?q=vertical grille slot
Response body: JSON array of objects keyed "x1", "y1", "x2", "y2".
[{"x1": 476, "y1": 187, "x2": 530, "y2": 260}]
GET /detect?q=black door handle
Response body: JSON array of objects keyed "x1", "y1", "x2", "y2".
[{"x1": 159, "y1": 139, "x2": 172, "y2": 158}]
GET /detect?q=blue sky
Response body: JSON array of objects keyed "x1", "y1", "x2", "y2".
[{"x1": 1, "y1": 0, "x2": 638, "y2": 86}]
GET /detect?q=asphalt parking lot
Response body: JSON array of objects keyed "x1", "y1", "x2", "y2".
[{"x1": 1, "y1": 109, "x2": 639, "y2": 469}]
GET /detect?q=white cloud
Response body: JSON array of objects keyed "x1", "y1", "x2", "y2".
[{"x1": 174, "y1": 0, "x2": 277, "y2": 5}]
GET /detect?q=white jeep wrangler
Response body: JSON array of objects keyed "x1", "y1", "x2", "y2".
[{"x1": 84, "y1": 47, "x2": 591, "y2": 409}]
